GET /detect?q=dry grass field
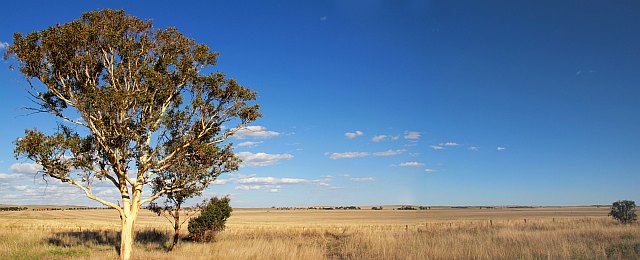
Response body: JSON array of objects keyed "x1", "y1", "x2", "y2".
[{"x1": 0, "y1": 206, "x2": 638, "y2": 259}]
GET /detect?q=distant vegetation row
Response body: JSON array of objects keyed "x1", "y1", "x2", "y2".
[
  {"x1": 0, "y1": 207, "x2": 111, "y2": 211},
  {"x1": 31, "y1": 207, "x2": 110, "y2": 211},
  {"x1": 0, "y1": 207, "x2": 28, "y2": 211},
  {"x1": 271, "y1": 206, "x2": 432, "y2": 210}
]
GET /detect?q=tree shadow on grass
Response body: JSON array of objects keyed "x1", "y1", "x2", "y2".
[{"x1": 48, "y1": 229, "x2": 169, "y2": 253}]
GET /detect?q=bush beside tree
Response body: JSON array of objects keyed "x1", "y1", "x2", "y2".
[{"x1": 188, "y1": 196, "x2": 232, "y2": 242}]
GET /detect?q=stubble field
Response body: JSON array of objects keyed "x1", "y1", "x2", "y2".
[{"x1": 0, "y1": 206, "x2": 638, "y2": 259}]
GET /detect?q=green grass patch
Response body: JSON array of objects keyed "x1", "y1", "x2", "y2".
[
  {"x1": 47, "y1": 247, "x2": 90, "y2": 258},
  {"x1": 605, "y1": 243, "x2": 640, "y2": 259}
]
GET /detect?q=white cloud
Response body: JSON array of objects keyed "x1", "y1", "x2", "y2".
[
  {"x1": 212, "y1": 179, "x2": 232, "y2": 185},
  {"x1": 345, "y1": 130, "x2": 364, "y2": 139},
  {"x1": 14, "y1": 185, "x2": 28, "y2": 191},
  {"x1": 235, "y1": 185, "x2": 264, "y2": 191},
  {"x1": 468, "y1": 146, "x2": 479, "y2": 151},
  {"x1": 96, "y1": 189, "x2": 117, "y2": 196},
  {"x1": 329, "y1": 152, "x2": 369, "y2": 160},
  {"x1": 237, "y1": 152, "x2": 293, "y2": 167},
  {"x1": 0, "y1": 42, "x2": 9, "y2": 49},
  {"x1": 372, "y1": 135, "x2": 387, "y2": 142},
  {"x1": 424, "y1": 169, "x2": 437, "y2": 173},
  {"x1": 430, "y1": 145, "x2": 444, "y2": 150},
  {"x1": 0, "y1": 173, "x2": 24, "y2": 181},
  {"x1": 237, "y1": 141, "x2": 263, "y2": 147},
  {"x1": 496, "y1": 146, "x2": 506, "y2": 151},
  {"x1": 10, "y1": 163, "x2": 42, "y2": 174},
  {"x1": 404, "y1": 131, "x2": 421, "y2": 140},
  {"x1": 399, "y1": 162, "x2": 424, "y2": 167},
  {"x1": 234, "y1": 184, "x2": 282, "y2": 192},
  {"x1": 349, "y1": 177, "x2": 375, "y2": 182},
  {"x1": 238, "y1": 177, "x2": 312, "y2": 185},
  {"x1": 373, "y1": 149, "x2": 405, "y2": 156},
  {"x1": 439, "y1": 142, "x2": 461, "y2": 147},
  {"x1": 233, "y1": 126, "x2": 280, "y2": 139}
]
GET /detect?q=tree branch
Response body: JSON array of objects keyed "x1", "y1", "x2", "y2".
[
  {"x1": 66, "y1": 178, "x2": 123, "y2": 216},
  {"x1": 140, "y1": 187, "x2": 184, "y2": 205}
]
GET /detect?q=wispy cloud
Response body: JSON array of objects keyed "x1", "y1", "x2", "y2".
[
  {"x1": 349, "y1": 177, "x2": 375, "y2": 182},
  {"x1": 496, "y1": 146, "x2": 506, "y2": 152},
  {"x1": 0, "y1": 42, "x2": 9, "y2": 49},
  {"x1": 235, "y1": 185, "x2": 267, "y2": 191},
  {"x1": 372, "y1": 135, "x2": 386, "y2": 142},
  {"x1": 345, "y1": 130, "x2": 364, "y2": 139},
  {"x1": 0, "y1": 173, "x2": 25, "y2": 181},
  {"x1": 429, "y1": 145, "x2": 444, "y2": 150},
  {"x1": 237, "y1": 141, "x2": 263, "y2": 147},
  {"x1": 10, "y1": 163, "x2": 42, "y2": 174},
  {"x1": 14, "y1": 185, "x2": 28, "y2": 191},
  {"x1": 424, "y1": 169, "x2": 437, "y2": 173},
  {"x1": 234, "y1": 185, "x2": 282, "y2": 192},
  {"x1": 231, "y1": 175, "x2": 331, "y2": 192},
  {"x1": 236, "y1": 152, "x2": 293, "y2": 166},
  {"x1": 212, "y1": 178, "x2": 233, "y2": 185},
  {"x1": 439, "y1": 142, "x2": 461, "y2": 147},
  {"x1": 399, "y1": 161, "x2": 424, "y2": 167},
  {"x1": 404, "y1": 131, "x2": 421, "y2": 140},
  {"x1": 238, "y1": 177, "x2": 315, "y2": 185},
  {"x1": 329, "y1": 152, "x2": 369, "y2": 160},
  {"x1": 468, "y1": 146, "x2": 479, "y2": 151},
  {"x1": 320, "y1": 16, "x2": 327, "y2": 21},
  {"x1": 233, "y1": 126, "x2": 280, "y2": 139},
  {"x1": 373, "y1": 149, "x2": 405, "y2": 156}
]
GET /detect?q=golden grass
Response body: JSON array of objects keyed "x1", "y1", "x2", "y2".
[{"x1": 0, "y1": 207, "x2": 638, "y2": 259}]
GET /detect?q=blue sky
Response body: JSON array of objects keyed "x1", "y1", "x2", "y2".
[{"x1": 0, "y1": 1, "x2": 639, "y2": 207}]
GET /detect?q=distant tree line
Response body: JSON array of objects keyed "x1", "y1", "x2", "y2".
[
  {"x1": 30, "y1": 207, "x2": 110, "y2": 211},
  {"x1": 308, "y1": 206, "x2": 362, "y2": 210},
  {"x1": 396, "y1": 206, "x2": 430, "y2": 210},
  {"x1": 0, "y1": 207, "x2": 28, "y2": 211}
]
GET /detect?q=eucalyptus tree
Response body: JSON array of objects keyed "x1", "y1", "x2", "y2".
[{"x1": 6, "y1": 9, "x2": 260, "y2": 260}]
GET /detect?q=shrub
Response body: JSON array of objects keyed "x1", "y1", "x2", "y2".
[
  {"x1": 609, "y1": 200, "x2": 637, "y2": 224},
  {"x1": 188, "y1": 196, "x2": 232, "y2": 242}
]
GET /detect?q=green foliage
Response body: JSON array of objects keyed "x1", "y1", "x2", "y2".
[
  {"x1": 609, "y1": 200, "x2": 637, "y2": 224},
  {"x1": 5, "y1": 8, "x2": 260, "y2": 211},
  {"x1": 188, "y1": 196, "x2": 232, "y2": 242},
  {"x1": 5, "y1": 10, "x2": 260, "y2": 258}
]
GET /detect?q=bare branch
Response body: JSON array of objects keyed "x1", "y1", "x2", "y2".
[{"x1": 66, "y1": 178, "x2": 123, "y2": 216}]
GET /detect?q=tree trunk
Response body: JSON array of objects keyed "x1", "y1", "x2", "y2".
[
  {"x1": 170, "y1": 211, "x2": 180, "y2": 252},
  {"x1": 120, "y1": 214, "x2": 136, "y2": 260}
]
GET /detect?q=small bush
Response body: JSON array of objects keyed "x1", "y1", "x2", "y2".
[
  {"x1": 609, "y1": 200, "x2": 637, "y2": 224},
  {"x1": 188, "y1": 196, "x2": 232, "y2": 242}
]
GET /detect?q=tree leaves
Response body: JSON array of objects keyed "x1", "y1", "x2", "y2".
[{"x1": 8, "y1": 8, "x2": 260, "y2": 207}]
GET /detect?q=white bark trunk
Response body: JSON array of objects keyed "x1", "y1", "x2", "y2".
[
  {"x1": 120, "y1": 214, "x2": 135, "y2": 260},
  {"x1": 119, "y1": 189, "x2": 140, "y2": 260}
]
